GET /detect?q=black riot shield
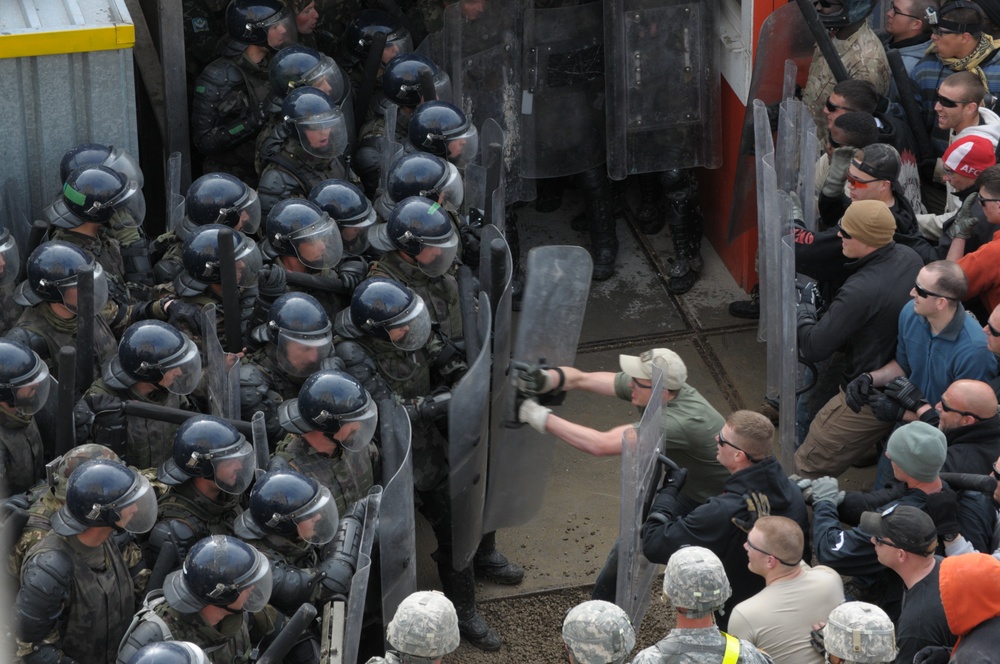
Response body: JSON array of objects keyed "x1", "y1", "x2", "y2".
[
  {"x1": 449, "y1": 293, "x2": 492, "y2": 571},
  {"x1": 726, "y1": 2, "x2": 815, "y2": 242},
  {"x1": 482, "y1": 246, "x2": 592, "y2": 532},
  {"x1": 520, "y1": 1, "x2": 605, "y2": 179},
  {"x1": 605, "y1": 0, "x2": 721, "y2": 180},
  {"x1": 378, "y1": 399, "x2": 417, "y2": 630},
  {"x1": 344, "y1": 485, "x2": 382, "y2": 664}
]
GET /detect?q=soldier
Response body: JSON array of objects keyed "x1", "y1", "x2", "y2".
[
  {"x1": 820, "y1": 602, "x2": 897, "y2": 664},
  {"x1": 125, "y1": 642, "x2": 210, "y2": 664},
  {"x1": 14, "y1": 460, "x2": 157, "y2": 664},
  {"x1": 364, "y1": 590, "x2": 461, "y2": 664},
  {"x1": 408, "y1": 101, "x2": 480, "y2": 168},
  {"x1": 308, "y1": 178, "x2": 378, "y2": 257},
  {"x1": 631, "y1": 547, "x2": 774, "y2": 663},
  {"x1": 561, "y1": 600, "x2": 636, "y2": 664},
  {"x1": 0, "y1": 340, "x2": 48, "y2": 497},
  {"x1": 191, "y1": 0, "x2": 298, "y2": 185},
  {"x1": 272, "y1": 369, "x2": 379, "y2": 516},
  {"x1": 74, "y1": 320, "x2": 204, "y2": 469},
  {"x1": 373, "y1": 153, "x2": 465, "y2": 225},
  {"x1": 339, "y1": 10, "x2": 414, "y2": 94}
]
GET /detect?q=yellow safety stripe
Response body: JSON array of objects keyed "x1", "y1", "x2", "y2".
[
  {"x1": 722, "y1": 631, "x2": 742, "y2": 664},
  {"x1": 0, "y1": 24, "x2": 135, "y2": 59}
]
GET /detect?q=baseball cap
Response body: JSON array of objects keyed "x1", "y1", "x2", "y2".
[
  {"x1": 943, "y1": 135, "x2": 996, "y2": 179},
  {"x1": 619, "y1": 349, "x2": 687, "y2": 390},
  {"x1": 860, "y1": 504, "x2": 937, "y2": 555},
  {"x1": 854, "y1": 143, "x2": 901, "y2": 182}
]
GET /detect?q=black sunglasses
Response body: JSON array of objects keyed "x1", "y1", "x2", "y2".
[
  {"x1": 836, "y1": 221, "x2": 852, "y2": 239},
  {"x1": 745, "y1": 538, "x2": 800, "y2": 566},
  {"x1": 873, "y1": 534, "x2": 900, "y2": 548},
  {"x1": 630, "y1": 377, "x2": 653, "y2": 390},
  {"x1": 913, "y1": 281, "x2": 955, "y2": 300},
  {"x1": 986, "y1": 320, "x2": 1000, "y2": 337},
  {"x1": 935, "y1": 91, "x2": 976, "y2": 108},
  {"x1": 717, "y1": 430, "x2": 759, "y2": 463},
  {"x1": 940, "y1": 397, "x2": 984, "y2": 420},
  {"x1": 825, "y1": 97, "x2": 855, "y2": 114}
]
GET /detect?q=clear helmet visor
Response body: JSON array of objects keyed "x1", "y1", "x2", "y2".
[
  {"x1": 337, "y1": 397, "x2": 378, "y2": 452},
  {"x1": 381, "y1": 34, "x2": 414, "y2": 66},
  {"x1": 434, "y1": 161, "x2": 465, "y2": 210},
  {"x1": 382, "y1": 294, "x2": 432, "y2": 350},
  {"x1": 289, "y1": 215, "x2": 344, "y2": 269},
  {"x1": 101, "y1": 178, "x2": 145, "y2": 227},
  {"x1": 104, "y1": 147, "x2": 145, "y2": 188},
  {"x1": 235, "y1": 557, "x2": 273, "y2": 612},
  {"x1": 295, "y1": 108, "x2": 349, "y2": 158},
  {"x1": 234, "y1": 239, "x2": 264, "y2": 289},
  {"x1": 232, "y1": 189, "x2": 263, "y2": 235},
  {"x1": 446, "y1": 125, "x2": 479, "y2": 167},
  {"x1": 113, "y1": 473, "x2": 158, "y2": 534},
  {"x1": 2, "y1": 359, "x2": 51, "y2": 416},
  {"x1": 339, "y1": 207, "x2": 376, "y2": 255},
  {"x1": 276, "y1": 328, "x2": 333, "y2": 378},
  {"x1": 413, "y1": 227, "x2": 459, "y2": 278},
  {"x1": 431, "y1": 71, "x2": 453, "y2": 104},
  {"x1": 159, "y1": 338, "x2": 204, "y2": 395},
  {"x1": 57, "y1": 263, "x2": 110, "y2": 314},
  {"x1": 264, "y1": 12, "x2": 298, "y2": 50},
  {"x1": 209, "y1": 437, "x2": 257, "y2": 494},
  {"x1": 306, "y1": 57, "x2": 348, "y2": 104},
  {"x1": 0, "y1": 232, "x2": 21, "y2": 285},
  {"x1": 292, "y1": 485, "x2": 340, "y2": 545}
]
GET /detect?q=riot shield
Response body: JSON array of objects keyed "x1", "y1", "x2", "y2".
[
  {"x1": 449, "y1": 293, "x2": 492, "y2": 571},
  {"x1": 378, "y1": 399, "x2": 417, "y2": 630},
  {"x1": 775, "y1": 98, "x2": 819, "y2": 232},
  {"x1": 482, "y1": 119, "x2": 506, "y2": 233},
  {"x1": 615, "y1": 365, "x2": 666, "y2": 628},
  {"x1": 482, "y1": 246, "x2": 593, "y2": 532},
  {"x1": 251, "y1": 411, "x2": 268, "y2": 479},
  {"x1": 201, "y1": 304, "x2": 236, "y2": 419},
  {"x1": 167, "y1": 152, "x2": 185, "y2": 234},
  {"x1": 605, "y1": 0, "x2": 721, "y2": 180},
  {"x1": 520, "y1": 2, "x2": 605, "y2": 179},
  {"x1": 379, "y1": 104, "x2": 405, "y2": 197},
  {"x1": 753, "y1": 101, "x2": 775, "y2": 343},
  {"x1": 778, "y1": 232, "x2": 798, "y2": 471},
  {"x1": 344, "y1": 485, "x2": 382, "y2": 664}
]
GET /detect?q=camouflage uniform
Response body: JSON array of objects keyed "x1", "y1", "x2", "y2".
[
  {"x1": 0, "y1": 411, "x2": 43, "y2": 498},
  {"x1": 272, "y1": 433, "x2": 377, "y2": 516},
  {"x1": 51, "y1": 226, "x2": 134, "y2": 305},
  {"x1": 353, "y1": 111, "x2": 410, "y2": 197},
  {"x1": 149, "y1": 480, "x2": 243, "y2": 565},
  {"x1": 10, "y1": 303, "x2": 117, "y2": 381},
  {"x1": 0, "y1": 288, "x2": 24, "y2": 336},
  {"x1": 257, "y1": 139, "x2": 353, "y2": 219},
  {"x1": 369, "y1": 253, "x2": 462, "y2": 338},
  {"x1": 236, "y1": 531, "x2": 328, "y2": 616},
  {"x1": 630, "y1": 629, "x2": 775, "y2": 664},
  {"x1": 149, "y1": 231, "x2": 186, "y2": 284},
  {"x1": 183, "y1": 0, "x2": 229, "y2": 87},
  {"x1": 313, "y1": 0, "x2": 371, "y2": 56}
]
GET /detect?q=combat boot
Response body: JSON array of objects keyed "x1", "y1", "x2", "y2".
[
  {"x1": 474, "y1": 532, "x2": 524, "y2": 585},
  {"x1": 636, "y1": 172, "x2": 666, "y2": 235},
  {"x1": 665, "y1": 191, "x2": 703, "y2": 294},
  {"x1": 729, "y1": 284, "x2": 760, "y2": 319},
  {"x1": 439, "y1": 563, "x2": 502, "y2": 651}
]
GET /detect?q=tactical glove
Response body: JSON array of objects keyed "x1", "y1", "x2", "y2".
[
  {"x1": 883, "y1": 376, "x2": 928, "y2": 413},
  {"x1": 822, "y1": 146, "x2": 856, "y2": 198},
  {"x1": 845, "y1": 373, "x2": 874, "y2": 413},
  {"x1": 947, "y1": 193, "x2": 979, "y2": 239}
]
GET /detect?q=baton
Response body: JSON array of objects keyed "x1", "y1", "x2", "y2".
[
  {"x1": 285, "y1": 270, "x2": 347, "y2": 294},
  {"x1": 257, "y1": 603, "x2": 319, "y2": 664},
  {"x1": 793, "y1": 0, "x2": 850, "y2": 83},
  {"x1": 354, "y1": 32, "x2": 388, "y2": 124},
  {"x1": 218, "y1": 229, "x2": 243, "y2": 353},
  {"x1": 456, "y1": 266, "x2": 481, "y2": 361},
  {"x1": 56, "y1": 347, "x2": 77, "y2": 457},
  {"x1": 145, "y1": 540, "x2": 177, "y2": 593},
  {"x1": 939, "y1": 472, "x2": 998, "y2": 496},
  {"x1": 887, "y1": 49, "x2": 933, "y2": 163},
  {"x1": 121, "y1": 400, "x2": 253, "y2": 436}
]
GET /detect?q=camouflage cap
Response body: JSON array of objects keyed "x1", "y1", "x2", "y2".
[
  {"x1": 46, "y1": 444, "x2": 121, "y2": 501},
  {"x1": 823, "y1": 601, "x2": 897, "y2": 663},
  {"x1": 387, "y1": 591, "x2": 460, "y2": 658},
  {"x1": 562, "y1": 600, "x2": 636, "y2": 664},
  {"x1": 663, "y1": 546, "x2": 731, "y2": 617}
]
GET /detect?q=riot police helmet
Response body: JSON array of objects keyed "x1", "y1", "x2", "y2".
[
  {"x1": 261, "y1": 291, "x2": 333, "y2": 377},
  {"x1": 382, "y1": 52, "x2": 452, "y2": 108},
  {"x1": 282, "y1": 87, "x2": 350, "y2": 159},
  {"x1": 182, "y1": 173, "x2": 261, "y2": 239},
  {"x1": 59, "y1": 142, "x2": 144, "y2": 188},
  {"x1": 334, "y1": 277, "x2": 433, "y2": 351},
  {"x1": 369, "y1": 196, "x2": 458, "y2": 277},
  {"x1": 164, "y1": 535, "x2": 273, "y2": 613},
  {"x1": 816, "y1": 0, "x2": 877, "y2": 28},
  {"x1": 176, "y1": 224, "x2": 263, "y2": 293},
  {"x1": 264, "y1": 198, "x2": 344, "y2": 269},
  {"x1": 51, "y1": 459, "x2": 157, "y2": 535},
  {"x1": 823, "y1": 602, "x2": 897, "y2": 663},
  {"x1": 387, "y1": 591, "x2": 461, "y2": 659},
  {"x1": 0, "y1": 226, "x2": 19, "y2": 286},
  {"x1": 308, "y1": 179, "x2": 376, "y2": 255},
  {"x1": 408, "y1": 100, "x2": 479, "y2": 166},
  {"x1": 562, "y1": 600, "x2": 636, "y2": 664},
  {"x1": 662, "y1": 546, "x2": 732, "y2": 618},
  {"x1": 375, "y1": 152, "x2": 464, "y2": 220},
  {"x1": 61, "y1": 164, "x2": 142, "y2": 226},
  {"x1": 278, "y1": 369, "x2": 378, "y2": 451},
  {"x1": 235, "y1": 469, "x2": 340, "y2": 544},
  {"x1": 14, "y1": 240, "x2": 110, "y2": 313},
  {"x1": 225, "y1": 0, "x2": 297, "y2": 50},
  {"x1": 126, "y1": 642, "x2": 210, "y2": 664},
  {"x1": 0, "y1": 339, "x2": 51, "y2": 417},
  {"x1": 270, "y1": 45, "x2": 349, "y2": 105},
  {"x1": 158, "y1": 415, "x2": 256, "y2": 494},
  {"x1": 45, "y1": 444, "x2": 121, "y2": 502},
  {"x1": 342, "y1": 9, "x2": 413, "y2": 67},
  {"x1": 107, "y1": 320, "x2": 203, "y2": 395}
]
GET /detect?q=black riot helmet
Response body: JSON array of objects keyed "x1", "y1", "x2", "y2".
[
  {"x1": 264, "y1": 198, "x2": 344, "y2": 269},
  {"x1": 107, "y1": 320, "x2": 203, "y2": 395},
  {"x1": 815, "y1": 0, "x2": 877, "y2": 28},
  {"x1": 375, "y1": 152, "x2": 464, "y2": 220},
  {"x1": 308, "y1": 179, "x2": 377, "y2": 255},
  {"x1": 235, "y1": 470, "x2": 340, "y2": 544},
  {"x1": 408, "y1": 101, "x2": 479, "y2": 167},
  {"x1": 164, "y1": 535, "x2": 273, "y2": 613},
  {"x1": 0, "y1": 226, "x2": 20, "y2": 286},
  {"x1": 0, "y1": 339, "x2": 51, "y2": 417},
  {"x1": 126, "y1": 642, "x2": 210, "y2": 664},
  {"x1": 334, "y1": 276, "x2": 433, "y2": 351},
  {"x1": 51, "y1": 459, "x2": 157, "y2": 535},
  {"x1": 342, "y1": 9, "x2": 413, "y2": 67},
  {"x1": 282, "y1": 87, "x2": 350, "y2": 159},
  {"x1": 270, "y1": 45, "x2": 349, "y2": 105},
  {"x1": 183, "y1": 173, "x2": 261, "y2": 239},
  {"x1": 61, "y1": 164, "x2": 141, "y2": 225},
  {"x1": 60, "y1": 143, "x2": 144, "y2": 188},
  {"x1": 225, "y1": 0, "x2": 297, "y2": 49},
  {"x1": 14, "y1": 240, "x2": 110, "y2": 313},
  {"x1": 176, "y1": 224, "x2": 263, "y2": 294},
  {"x1": 257, "y1": 291, "x2": 333, "y2": 377},
  {"x1": 278, "y1": 369, "x2": 378, "y2": 451},
  {"x1": 158, "y1": 415, "x2": 256, "y2": 494},
  {"x1": 382, "y1": 53, "x2": 452, "y2": 107},
  {"x1": 369, "y1": 196, "x2": 459, "y2": 277}
]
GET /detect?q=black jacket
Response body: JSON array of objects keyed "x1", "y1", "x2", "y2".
[
  {"x1": 941, "y1": 415, "x2": 1000, "y2": 476},
  {"x1": 641, "y1": 457, "x2": 809, "y2": 628}
]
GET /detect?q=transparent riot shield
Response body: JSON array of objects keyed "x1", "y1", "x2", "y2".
[
  {"x1": 775, "y1": 99, "x2": 819, "y2": 232},
  {"x1": 449, "y1": 293, "x2": 492, "y2": 570},
  {"x1": 753, "y1": 101, "x2": 775, "y2": 343},
  {"x1": 726, "y1": 2, "x2": 815, "y2": 242},
  {"x1": 778, "y1": 209, "x2": 798, "y2": 471},
  {"x1": 379, "y1": 105, "x2": 405, "y2": 196},
  {"x1": 520, "y1": 1, "x2": 605, "y2": 179},
  {"x1": 167, "y1": 152, "x2": 185, "y2": 234},
  {"x1": 760, "y1": 151, "x2": 782, "y2": 406},
  {"x1": 483, "y1": 246, "x2": 593, "y2": 532},
  {"x1": 605, "y1": 0, "x2": 721, "y2": 180},
  {"x1": 481, "y1": 119, "x2": 506, "y2": 233},
  {"x1": 344, "y1": 485, "x2": 382, "y2": 664},
  {"x1": 200, "y1": 304, "x2": 237, "y2": 419},
  {"x1": 378, "y1": 399, "x2": 417, "y2": 629},
  {"x1": 615, "y1": 365, "x2": 666, "y2": 628}
]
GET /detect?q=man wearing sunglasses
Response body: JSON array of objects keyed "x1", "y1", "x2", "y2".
[{"x1": 946, "y1": 164, "x2": 1000, "y2": 315}]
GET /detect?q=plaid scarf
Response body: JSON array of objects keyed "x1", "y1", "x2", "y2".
[{"x1": 936, "y1": 32, "x2": 1000, "y2": 88}]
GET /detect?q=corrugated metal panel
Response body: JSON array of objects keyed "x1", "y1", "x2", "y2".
[{"x1": 0, "y1": 0, "x2": 138, "y2": 234}]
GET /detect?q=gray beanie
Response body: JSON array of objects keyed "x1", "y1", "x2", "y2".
[{"x1": 886, "y1": 422, "x2": 946, "y2": 482}]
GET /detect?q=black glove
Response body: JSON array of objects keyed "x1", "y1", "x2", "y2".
[
  {"x1": 797, "y1": 301, "x2": 818, "y2": 329},
  {"x1": 796, "y1": 277, "x2": 823, "y2": 309},
  {"x1": 459, "y1": 223, "x2": 482, "y2": 269},
  {"x1": 86, "y1": 393, "x2": 124, "y2": 416},
  {"x1": 165, "y1": 298, "x2": 203, "y2": 336},
  {"x1": 913, "y1": 646, "x2": 952, "y2": 664},
  {"x1": 925, "y1": 486, "x2": 961, "y2": 540},
  {"x1": 809, "y1": 627, "x2": 825, "y2": 656},
  {"x1": 868, "y1": 391, "x2": 906, "y2": 423},
  {"x1": 258, "y1": 263, "x2": 287, "y2": 301},
  {"x1": 845, "y1": 373, "x2": 874, "y2": 413},
  {"x1": 661, "y1": 466, "x2": 688, "y2": 497},
  {"x1": 883, "y1": 376, "x2": 928, "y2": 413},
  {"x1": 732, "y1": 491, "x2": 772, "y2": 533},
  {"x1": 335, "y1": 257, "x2": 367, "y2": 294}
]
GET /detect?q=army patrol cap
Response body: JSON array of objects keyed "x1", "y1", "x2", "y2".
[
  {"x1": 823, "y1": 601, "x2": 897, "y2": 663},
  {"x1": 860, "y1": 504, "x2": 937, "y2": 556},
  {"x1": 619, "y1": 348, "x2": 687, "y2": 390},
  {"x1": 662, "y1": 546, "x2": 732, "y2": 617},
  {"x1": 562, "y1": 600, "x2": 636, "y2": 664},
  {"x1": 387, "y1": 591, "x2": 460, "y2": 659}
]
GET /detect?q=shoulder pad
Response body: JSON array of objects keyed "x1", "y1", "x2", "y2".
[
  {"x1": 194, "y1": 59, "x2": 244, "y2": 92},
  {"x1": 335, "y1": 340, "x2": 375, "y2": 367},
  {"x1": 4, "y1": 327, "x2": 49, "y2": 360}
]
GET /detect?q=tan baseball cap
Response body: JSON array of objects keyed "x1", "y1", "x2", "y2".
[{"x1": 619, "y1": 349, "x2": 687, "y2": 390}]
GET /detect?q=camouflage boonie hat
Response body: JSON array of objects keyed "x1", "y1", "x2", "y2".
[
  {"x1": 663, "y1": 546, "x2": 731, "y2": 616},
  {"x1": 47, "y1": 444, "x2": 121, "y2": 501},
  {"x1": 387, "y1": 591, "x2": 460, "y2": 658},
  {"x1": 562, "y1": 600, "x2": 636, "y2": 664},
  {"x1": 823, "y1": 601, "x2": 897, "y2": 663}
]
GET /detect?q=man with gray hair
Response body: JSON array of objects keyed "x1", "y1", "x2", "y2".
[
  {"x1": 631, "y1": 546, "x2": 773, "y2": 663},
  {"x1": 561, "y1": 600, "x2": 636, "y2": 664}
]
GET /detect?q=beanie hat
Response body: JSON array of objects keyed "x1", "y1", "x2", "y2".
[
  {"x1": 886, "y1": 421, "x2": 947, "y2": 482},
  {"x1": 839, "y1": 200, "x2": 896, "y2": 248},
  {"x1": 942, "y1": 135, "x2": 996, "y2": 179}
]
